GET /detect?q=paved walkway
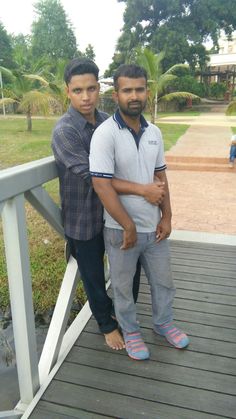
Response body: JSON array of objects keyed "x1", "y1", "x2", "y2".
[{"x1": 160, "y1": 109, "x2": 236, "y2": 236}]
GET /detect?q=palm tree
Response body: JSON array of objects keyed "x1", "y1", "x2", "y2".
[
  {"x1": 0, "y1": 66, "x2": 60, "y2": 131},
  {"x1": 135, "y1": 48, "x2": 199, "y2": 123},
  {"x1": 47, "y1": 58, "x2": 70, "y2": 113}
]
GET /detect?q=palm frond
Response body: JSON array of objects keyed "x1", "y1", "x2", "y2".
[
  {"x1": 0, "y1": 97, "x2": 19, "y2": 106},
  {"x1": 165, "y1": 64, "x2": 189, "y2": 75},
  {"x1": 24, "y1": 74, "x2": 49, "y2": 86},
  {"x1": 48, "y1": 82, "x2": 64, "y2": 95},
  {"x1": 225, "y1": 100, "x2": 236, "y2": 115},
  {"x1": 159, "y1": 92, "x2": 199, "y2": 102},
  {"x1": 19, "y1": 90, "x2": 59, "y2": 115},
  {"x1": 0, "y1": 66, "x2": 15, "y2": 81}
]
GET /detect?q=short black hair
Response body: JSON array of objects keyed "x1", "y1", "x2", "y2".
[
  {"x1": 64, "y1": 58, "x2": 99, "y2": 85},
  {"x1": 113, "y1": 64, "x2": 148, "y2": 91}
]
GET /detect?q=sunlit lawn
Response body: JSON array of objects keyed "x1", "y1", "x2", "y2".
[{"x1": 0, "y1": 115, "x2": 189, "y2": 313}]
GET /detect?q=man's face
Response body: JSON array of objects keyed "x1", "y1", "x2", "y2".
[
  {"x1": 66, "y1": 73, "x2": 100, "y2": 119},
  {"x1": 112, "y1": 77, "x2": 148, "y2": 117}
]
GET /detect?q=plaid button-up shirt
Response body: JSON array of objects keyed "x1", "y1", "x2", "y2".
[{"x1": 52, "y1": 105, "x2": 108, "y2": 240}]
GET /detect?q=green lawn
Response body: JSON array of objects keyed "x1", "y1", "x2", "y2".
[
  {"x1": 0, "y1": 115, "x2": 189, "y2": 313},
  {"x1": 157, "y1": 110, "x2": 200, "y2": 118},
  {"x1": 0, "y1": 117, "x2": 57, "y2": 168},
  {"x1": 158, "y1": 123, "x2": 189, "y2": 151}
]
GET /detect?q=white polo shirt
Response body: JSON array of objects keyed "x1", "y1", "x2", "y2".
[{"x1": 89, "y1": 111, "x2": 167, "y2": 232}]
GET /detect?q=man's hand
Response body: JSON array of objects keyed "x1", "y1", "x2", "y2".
[
  {"x1": 120, "y1": 223, "x2": 137, "y2": 250},
  {"x1": 143, "y1": 181, "x2": 166, "y2": 205},
  {"x1": 156, "y1": 217, "x2": 172, "y2": 242}
]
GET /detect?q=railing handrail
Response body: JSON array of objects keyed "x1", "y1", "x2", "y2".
[
  {"x1": 0, "y1": 156, "x2": 57, "y2": 203},
  {"x1": 0, "y1": 157, "x2": 86, "y2": 418}
]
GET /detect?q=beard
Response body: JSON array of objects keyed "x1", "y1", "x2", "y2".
[{"x1": 119, "y1": 100, "x2": 146, "y2": 117}]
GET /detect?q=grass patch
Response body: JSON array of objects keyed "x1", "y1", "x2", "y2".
[
  {"x1": 158, "y1": 123, "x2": 190, "y2": 151},
  {"x1": 157, "y1": 110, "x2": 200, "y2": 118},
  {"x1": 0, "y1": 117, "x2": 57, "y2": 168},
  {"x1": 0, "y1": 115, "x2": 188, "y2": 314},
  {"x1": 232, "y1": 127, "x2": 236, "y2": 134}
]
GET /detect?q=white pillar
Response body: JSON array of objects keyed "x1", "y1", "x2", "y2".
[{"x1": 2, "y1": 195, "x2": 40, "y2": 405}]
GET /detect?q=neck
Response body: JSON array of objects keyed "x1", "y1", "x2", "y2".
[
  {"x1": 120, "y1": 111, "x2": 141, "y2": 133},
  {"x1": 84, "y1": 114, "x2": 96, "y2": 125}
]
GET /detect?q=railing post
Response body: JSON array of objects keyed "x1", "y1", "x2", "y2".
[{"x1": 2, "y1": 195, "x2": 40, "y2": 407}]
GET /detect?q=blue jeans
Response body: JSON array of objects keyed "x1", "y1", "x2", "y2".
[
  {"x1": 67, "y1": 231, "x2": 141, "y2": 334},
  {"x1": 104, "y1": 228, "x2": 176, "y2": 334},
  {"x1": 230, "y1": 145, "x2": 236, "y2": 162}
]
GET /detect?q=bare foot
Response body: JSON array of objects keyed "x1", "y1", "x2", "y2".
[{"x1": 104, "y1": 329, "x2": 125, "y2": 350}]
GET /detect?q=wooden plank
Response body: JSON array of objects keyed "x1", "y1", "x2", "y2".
[
  {"x1": 137, "y1": 292, "x2": 236, "y2": 317},
  {"x1": 173, "y1": 298, "x2": 236, "y2": 317},
  {"x1": 85, "y1": 319, "x2": 236, "y2": 360},
  {"x1": 170, "y1": 245, "x2": 236, "y2": 259},
  {"x1": 138, "y1": 314, "x2": 236, "y2": 343},
  {"x1": 170, "y1": 264, "x2": 235, "y2": 278},
  {"x1": 27, "y1": 239, "x2": 236, "y2": 419},
  {"x1": 136, "y1": 303, "x2": 236, "y2": 329},
  {"x1": 52, "y1": 363, "x2": 236, "y2": 418},
  {"x1": 140, "y1": 288, "x2": 236, "y2": 306},
  {"x1": 85, "y1": 318, "x2": 236, "y2": 358},
  {"x1": 140, "y1": 280, "x2": 236, "y2": 296},
  {"x1": 67, "y1": 346, "x2": 236, "y2": 396},
  {"x1": 161, "y1": 271, "x2": 236, "y2": 287},
  {"x1": 170, "y1": 240, "x2": 236, "y2": 253},
  {"x1": 171, "y1": 257, "x2": 236, "y2": 273},
  {"x1": 170, "y1": 252, "x2": 236, "y2": 265},
  {"x1": 77, "y1": 329, "x2": 236, "y2": 374},
  {"x1": 30, "y1": 400, "x2": 111, "y2": 418},
  {"x1": 40, "y1": 381, "x2": 219, "y2": 419}
]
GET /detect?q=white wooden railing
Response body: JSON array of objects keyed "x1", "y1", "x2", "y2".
[{"x1": 0, "y1": 157, "x2": 94, "y2": 418}]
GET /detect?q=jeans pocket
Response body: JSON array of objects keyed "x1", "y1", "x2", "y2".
[{"x1": 104, "y1": 228, "x2": 123, "y2": 248}]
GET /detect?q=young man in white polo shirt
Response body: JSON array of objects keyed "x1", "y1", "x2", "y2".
[{"x1": 90, "y1": 64, "x2": 189, "y2": 360}]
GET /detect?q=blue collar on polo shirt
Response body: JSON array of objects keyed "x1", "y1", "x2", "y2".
[{"x1": 113, "y1": 109, "x2": 148, "y2": 148}]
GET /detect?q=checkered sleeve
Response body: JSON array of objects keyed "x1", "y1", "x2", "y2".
[{"x1": 52, "y1": 124, "x2": 91, "y2": 184}]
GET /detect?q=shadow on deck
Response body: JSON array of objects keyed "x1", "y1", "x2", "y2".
[{"x1": 26, "y1": 240, "x2": 236, "y2": 419}]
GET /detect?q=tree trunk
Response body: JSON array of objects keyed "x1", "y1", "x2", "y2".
[
  {"x1": 153, "y1": 92, "x2": 158, "y2": 124},
  {"x1": 26, "y1": 106, "x2": 32, "y2": 132}
]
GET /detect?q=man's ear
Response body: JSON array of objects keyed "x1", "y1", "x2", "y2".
[
  {"x1": 65, "y1": 85, "x2": 70, "y2": 98},
  {"x1": 112, "y1": 90, "x2": 118, "y2": 103}
]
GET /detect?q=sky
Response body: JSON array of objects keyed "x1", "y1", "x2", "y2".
[{"x1": 0, "y1": 0, "x2": 125, "y2": 75}]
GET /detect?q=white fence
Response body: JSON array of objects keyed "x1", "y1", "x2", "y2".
[{"x1": 0, "y1": 157, "x2": 93, "y2": 418}]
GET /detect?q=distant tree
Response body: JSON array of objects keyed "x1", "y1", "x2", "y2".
[
  {"x1": 0, "y1": 22, "x2": 14, "y2": 69},
  {"x1": 105, "y1": 26, "x2": 143, "y2": 76},
  {"x1": 209, "y1": 82, "x2": 227, "y2": 99},
  {"x1": 167, "y1": 66, "x2": 207, "y2": 97},
  {"x1": 10, "y1": 34, "x2": 32, "y2": 72},
  {"x1": 84, "y1": 44, "x2": 96, "y2": 61},
  {"x1": 115, "y1": 0, "x2": 236, "y2": 71},
  {"x1": 31, "y1": 0, "x2": 77, "y2": 64}
]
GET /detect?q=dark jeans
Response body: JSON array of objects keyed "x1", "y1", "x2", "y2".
[
  {"x1": 67, "y1": 231, "x2": 141, "y2": 334},
  {"x1": 230, "y1": 145, "x2": 236, "y2": 162}
]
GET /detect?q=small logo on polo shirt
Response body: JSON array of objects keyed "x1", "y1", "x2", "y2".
[{"x1": 148, "y1": 140, "x2": 158, "y2": 145}]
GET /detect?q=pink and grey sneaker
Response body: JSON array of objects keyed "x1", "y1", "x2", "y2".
[
  {"x1": 123, "y1": 331, "x2": 150, "y2": 360},
  {"x1": 154, "y1": 322, "x2": 189, "y2": 349}
]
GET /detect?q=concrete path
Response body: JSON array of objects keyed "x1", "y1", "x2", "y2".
[
  {"x1": 163, "y1": 111, "x2": 234, "y2": 159},
  {"x1": 160, "y1": 108, "x2": 236, "y2": 237}
]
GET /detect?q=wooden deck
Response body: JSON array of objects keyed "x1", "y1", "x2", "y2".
[{"x1": 28, "y1": 240, "x2": 236, "y2": 419}]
